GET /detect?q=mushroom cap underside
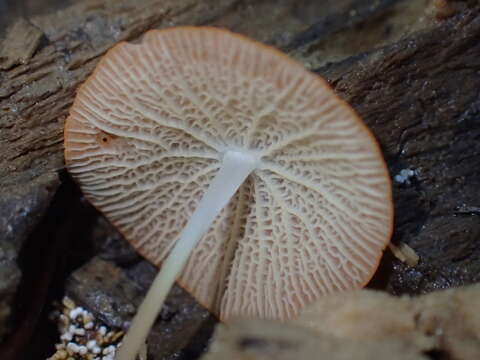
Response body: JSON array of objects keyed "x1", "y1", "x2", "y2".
[{"x1": 64, "y1": 26, "x2": 394, "y2": 321}]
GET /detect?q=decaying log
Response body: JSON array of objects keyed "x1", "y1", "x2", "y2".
[
  {"x1": 320, "y1": 8, "x2": 480, "y2": 292},
  {"x1": 0, "y1": 0, "x2": 240, "y2": 346},
  {"x1": 0, "y1": 0, "x2": 406, "y2": 343},
  {"x1": 0, "y1": 0, "x2": 479, "y2": 358},
  {"x1": 0, "y1": 0, "x2": 242, "y2": 187}
]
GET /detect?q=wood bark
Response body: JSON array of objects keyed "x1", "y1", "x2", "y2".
[
  {"x1": 320, "y1": 8, "x2": 480, "y2": 292},
  {"x1": 0, "y1": 0, "x2": 479, "y2": 358}
]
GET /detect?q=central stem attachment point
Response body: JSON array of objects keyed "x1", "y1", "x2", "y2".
[{"x1": 116, "y1": 150, "x2": 258, "y2": 360}]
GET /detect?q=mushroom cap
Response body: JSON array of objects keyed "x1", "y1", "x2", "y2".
[{"x1": 64, "y1": 26, "x2": 393, "y2": 321}]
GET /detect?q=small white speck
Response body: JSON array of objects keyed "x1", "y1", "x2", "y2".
[
  {"x1": 60, "y1": 332, "x2": 73, "y2": 341},
  {"x1": 103, "y1": 345, "x2": 116, "y2": 355},
  {"x1": 78, "y1": 345, "x2": 88, "y2": 355},
  {"x1": 74, "y1": 327, "x2": 85, "y2": 336},
  {"x1": 92, "y1": 346, "x2": 102, "y2": 354},
  {"x1": 85, "y1": 321, "x2": 94, "y2": 329},
  {"x1": 87, "y1": 339, "x2": 97, "y2": 349},
  {"x1": 99, "y1": 326, "x2": 107, "y2": 336},
  {"x1": 394, "y1": 168, "x2": 418, "y2": 184},
  {"x1": 69, "y1": 307, "x2": 84, "y2": 320},
  {"x1": 69, "y1": 309, "x2": 76, "y2": 320},
  {"x1": 66, "y1": 342, "x2": 79, "y2": 353}
]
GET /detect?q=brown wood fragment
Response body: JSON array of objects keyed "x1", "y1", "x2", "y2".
[
  {"x1": 0, "y1": 18, "x2": 44, "y2": 70},
  {"x1": 389, "y1": 243, "x2": 420, "y2": 267}
]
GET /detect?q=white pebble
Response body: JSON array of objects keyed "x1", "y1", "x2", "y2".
[
  {"x1": 69, "y1": 307, "x2": 83, "y2": 320},
  {"x1": 60, "y1": 332, "x2": 72, "y2": 341},
  {"x1": 394, "y1": 168, "x2": 418, "y2": 184},
  {"x1": 77, "y1": 345, "x2": 87, "y2": 355},
  {"x1": 87, "y1": 339, "x2": 97, "y2": 349},
  {"x1": 394, "y1": 174, "x2": 404, "y2": 183},
  {"x1": 66, "y1": 342, "x2": 79, "y2": 353},
  {"x1": 84, "y1": 321, "x2": 94, "y2": 329},
  {"x1": 74, "y1": 328, "x2": 86, "y2": 336},
  {"x1": 103, "y1": 345, "x2": 116, "y2": 355},
  {"x1": 92, "y1": 346, "x2": 102, "y2": 354},
  {"x1": 99, "y1": 326, "x2": 107, "y2": 336}
]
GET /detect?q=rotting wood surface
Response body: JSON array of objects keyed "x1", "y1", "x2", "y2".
[
  {"x1": 320, "y1": 8, "x2": 480, "y2": 293},
  {"x1": 0, "y1": 0, "x2": 479, "y2": 358},
  {"x1": 0, "y1": 0, "x2": 240, "y2": 352}
]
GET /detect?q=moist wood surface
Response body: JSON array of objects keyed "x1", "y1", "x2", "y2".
[
  {"x1": 0, "y1": 0, "x2": 479, "y2": 358},
  {"x1": 320, "y1": 8, "x2": 480, "y2": 292}
]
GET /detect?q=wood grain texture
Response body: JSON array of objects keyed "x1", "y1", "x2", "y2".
[
  {"x1": 320, "y1": 7, "x2": 480, "y2": 292},
  {"x1": 0, "y1": 0, "x2": 239, "y2": 188},
  {"x1": 0, "y1": 0, "x2": 479, "y2": 357}
]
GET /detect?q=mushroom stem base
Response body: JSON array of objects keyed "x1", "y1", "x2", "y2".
[{"x1": 115, "y1": 150, "x2": 258, "y2": 360}]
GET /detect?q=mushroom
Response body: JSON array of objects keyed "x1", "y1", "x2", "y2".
[{"x1": 64, "y1": 27, "x2": 393, "y2": 360}]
